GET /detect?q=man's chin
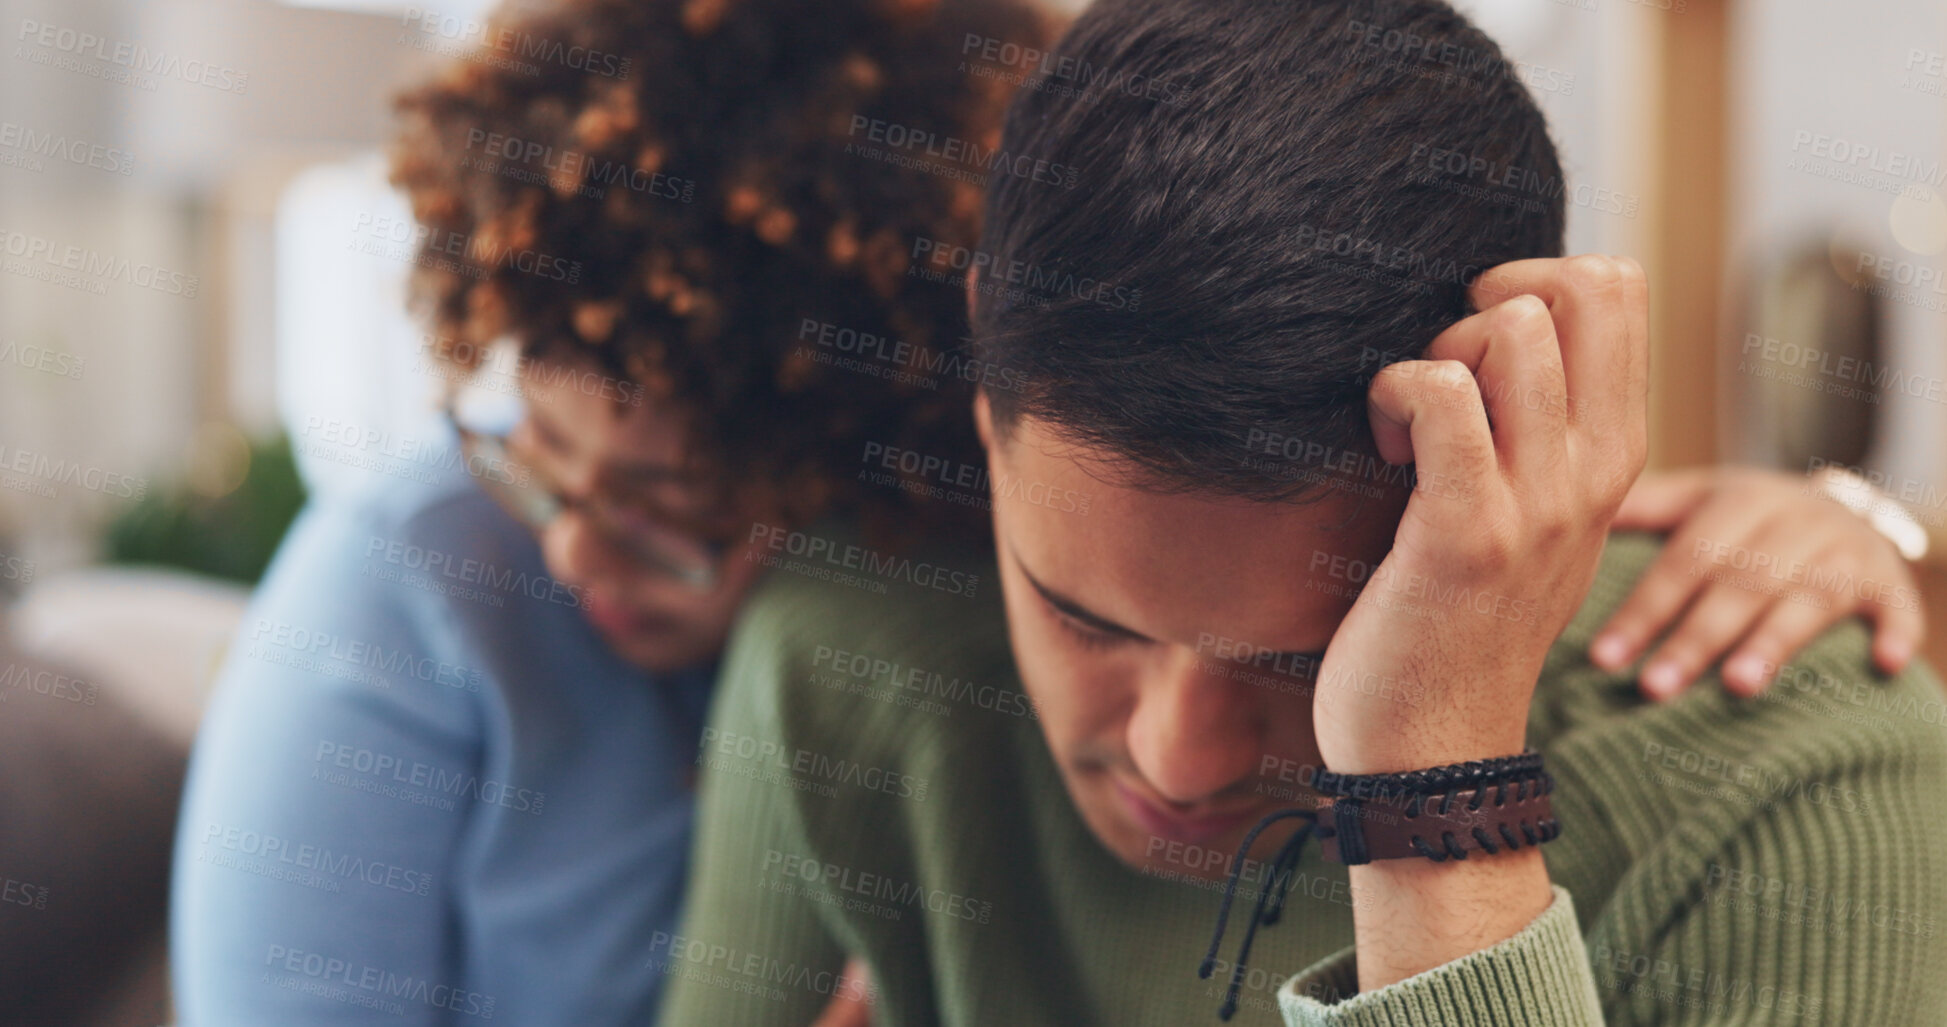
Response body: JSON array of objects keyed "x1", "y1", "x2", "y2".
[
  {"x1": 1102, "y1": 823, "x2": 1269, "y2": 885},
  {"x1": 1073, "y1": 787, "x2": 1273, "y2": 885},
  {"x1": 1051, "y1": 762, "x2": 1315, "y2": 882}
]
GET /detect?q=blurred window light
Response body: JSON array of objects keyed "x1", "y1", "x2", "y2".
[
  {"x1": 274, "y1": 152, "x2": 440, "y2": 500},
  {"x1": 278, "y1": 0, "x2": 498, "y2": 14}
]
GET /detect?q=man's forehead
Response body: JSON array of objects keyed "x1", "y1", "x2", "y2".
[{"x1": 991, "y1": 417, "x2": 1391, "y2": 653}]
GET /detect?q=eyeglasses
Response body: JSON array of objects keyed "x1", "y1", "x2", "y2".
[{"x1": 448, "y1": 408, "x2": 730, "y2": 591}]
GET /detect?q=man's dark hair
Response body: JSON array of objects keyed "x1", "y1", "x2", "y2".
[{"x1": 972, "y1": 0, "x2": 1566, "y2": 500}]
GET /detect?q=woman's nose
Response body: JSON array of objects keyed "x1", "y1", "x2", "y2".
[{"x1": 539, "y1": 507, "x2": 616, "y2": 589}]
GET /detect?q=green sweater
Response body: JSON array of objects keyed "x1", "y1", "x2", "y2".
[{"x1": 659, "y1": 532, "x2": 1947, "y2": 1026}]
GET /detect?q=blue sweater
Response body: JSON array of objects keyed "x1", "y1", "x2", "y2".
[{"x1": 170, "y1": 459, "x2": 713, "y2": 1025}]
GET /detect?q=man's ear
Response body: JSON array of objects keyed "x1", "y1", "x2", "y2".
[{"x1": 965, "y1": 263, "x2": 980, "y2": 318}]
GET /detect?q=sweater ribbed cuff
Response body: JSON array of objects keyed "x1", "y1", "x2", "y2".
[{"x1": 1276, "y1": 886, "x2": 1604, "y2": 1027}]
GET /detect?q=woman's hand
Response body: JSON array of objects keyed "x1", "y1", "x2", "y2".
[{"x1": 1590, "y1": 467, "x2": 1926, "y2": 699}]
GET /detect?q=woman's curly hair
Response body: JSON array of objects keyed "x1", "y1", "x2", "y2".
[{"x1": 389, "y1": 0, "x2": 1048, "y2": 540}]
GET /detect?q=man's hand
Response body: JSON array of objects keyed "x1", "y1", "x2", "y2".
[
  {"x1": 1312, "y1": 255, "x2": 1649, "y2": 992},
  {"x1": 1591, "y1": 467, "x2": 1925, "y2": 698},
  {"x1": 1313, "y1": 255, "x2": 1649, "y2": 776}
]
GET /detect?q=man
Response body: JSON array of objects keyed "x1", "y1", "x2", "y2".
[{"x1": 661, "y1": 0, "x2": 1947, "y2": 1023}]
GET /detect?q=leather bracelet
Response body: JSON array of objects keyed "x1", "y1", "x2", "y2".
[
  {"x1": 1197, "y1": 753, "x2": 1558, "y2": 1023},
  {"x1": 1314, "y1": 757, "x2": 1560, "y2": 865}
]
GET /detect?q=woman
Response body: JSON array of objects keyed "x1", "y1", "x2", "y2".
[
  {"x1": 170, "y1": 0, "x2": 1926, "y2": 1024},
  {"x1": 170, "y1": 0, "x2": 1041, "y2": 1022}
]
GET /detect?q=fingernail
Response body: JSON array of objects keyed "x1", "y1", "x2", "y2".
[
  {"x1": 1724, "y1": 654, "x2": 1766, "y2": 692},
  {"x1": 1642, "y1": 661, "x2": 1682, "y2": 698},
  {"x1": 1880, "y1": 638, "x2": 1913, "y2": 671},
  {"x1": 1592, "y1": 634, "x2": 1631, "y2": 670}
]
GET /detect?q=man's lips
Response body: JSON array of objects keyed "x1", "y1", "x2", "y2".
[{"x1": 1111, "y1": 778, "x2": 1265, "y2": 847}]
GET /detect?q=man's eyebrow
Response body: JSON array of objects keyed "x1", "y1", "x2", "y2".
[
  {"x1": 1013, "y1": 547, "x2": 1325, "y2": 666},
  {"x1": 1014, "y1": 552, "x2": 1153, "y2": 641}
]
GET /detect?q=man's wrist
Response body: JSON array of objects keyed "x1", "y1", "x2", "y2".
[
  {"x1": 1347, "y1": 843, "x2": 1553, "y2": 990},
  {"x1": 1315, "y1": 657, "x2": 1540, "y2": 774},
  {"x1": 1318, "y1": 723, "x2": 1529, "y2": 775}
]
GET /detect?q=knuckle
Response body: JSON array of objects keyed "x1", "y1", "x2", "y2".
[
  {"x1": 1405, "y1": 359, "x2": 1474, "y2": 398},
  {"x1": 1615, "y1": 255, "x2": 1648, "y2": 291},
  {"x1": 1621, "y1": 457, "x2": 1646, "y2": 499},
  {"x1": 1376, "y1": 360, "x2": 1424, "y2": 384},
  {"x1": 1435, "y1": 359, "x2": 1476, "y2": 389},
  {"x1": 1534, "y1": 514, "x2": 1574, "y2": 550},
  {"x1": 1619, "y1": 432, "x2": 1649, "y2": 479},
  {"x1": 1821, "y1": 547, "x2": 1865, "y2": 581},
  {"x1": 1564, "y1": 393, "x2": 1594, "y2": 428},
  {"x1": 1455, "y1": 435, "x2": 1498, "y2": 480},
  {"x1": 1472, "y1": 266, "x2": 1516, "y2": 302},
  {"x1": 1370, "y1": 361, "x2": 1423, "y2": 400},
  {"x1": 1563, "y1": 253, "x2": 1624, "y2": 293},
  {"x1": 1597, "y1": 461, "x2": 1641, "y2": 509},
  {"x1": 1472, "y1": 523, "x2": 1518, "y2": 571},
  {"x1": 1492, "y1": 294, "x2": 1551, "y2": 332}
]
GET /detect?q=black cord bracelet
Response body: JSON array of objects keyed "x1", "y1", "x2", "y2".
[
  {"x1": 1198, "y1": 749, "x2": 1560, "y2": 1021},
  {"x1": 1312, "y1": 749, "x2": 1545, "y2": 802}
]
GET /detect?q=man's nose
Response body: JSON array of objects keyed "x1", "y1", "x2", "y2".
[{"x1": 1124, "y1": 648, "x2": 1266, "y2": 805}]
